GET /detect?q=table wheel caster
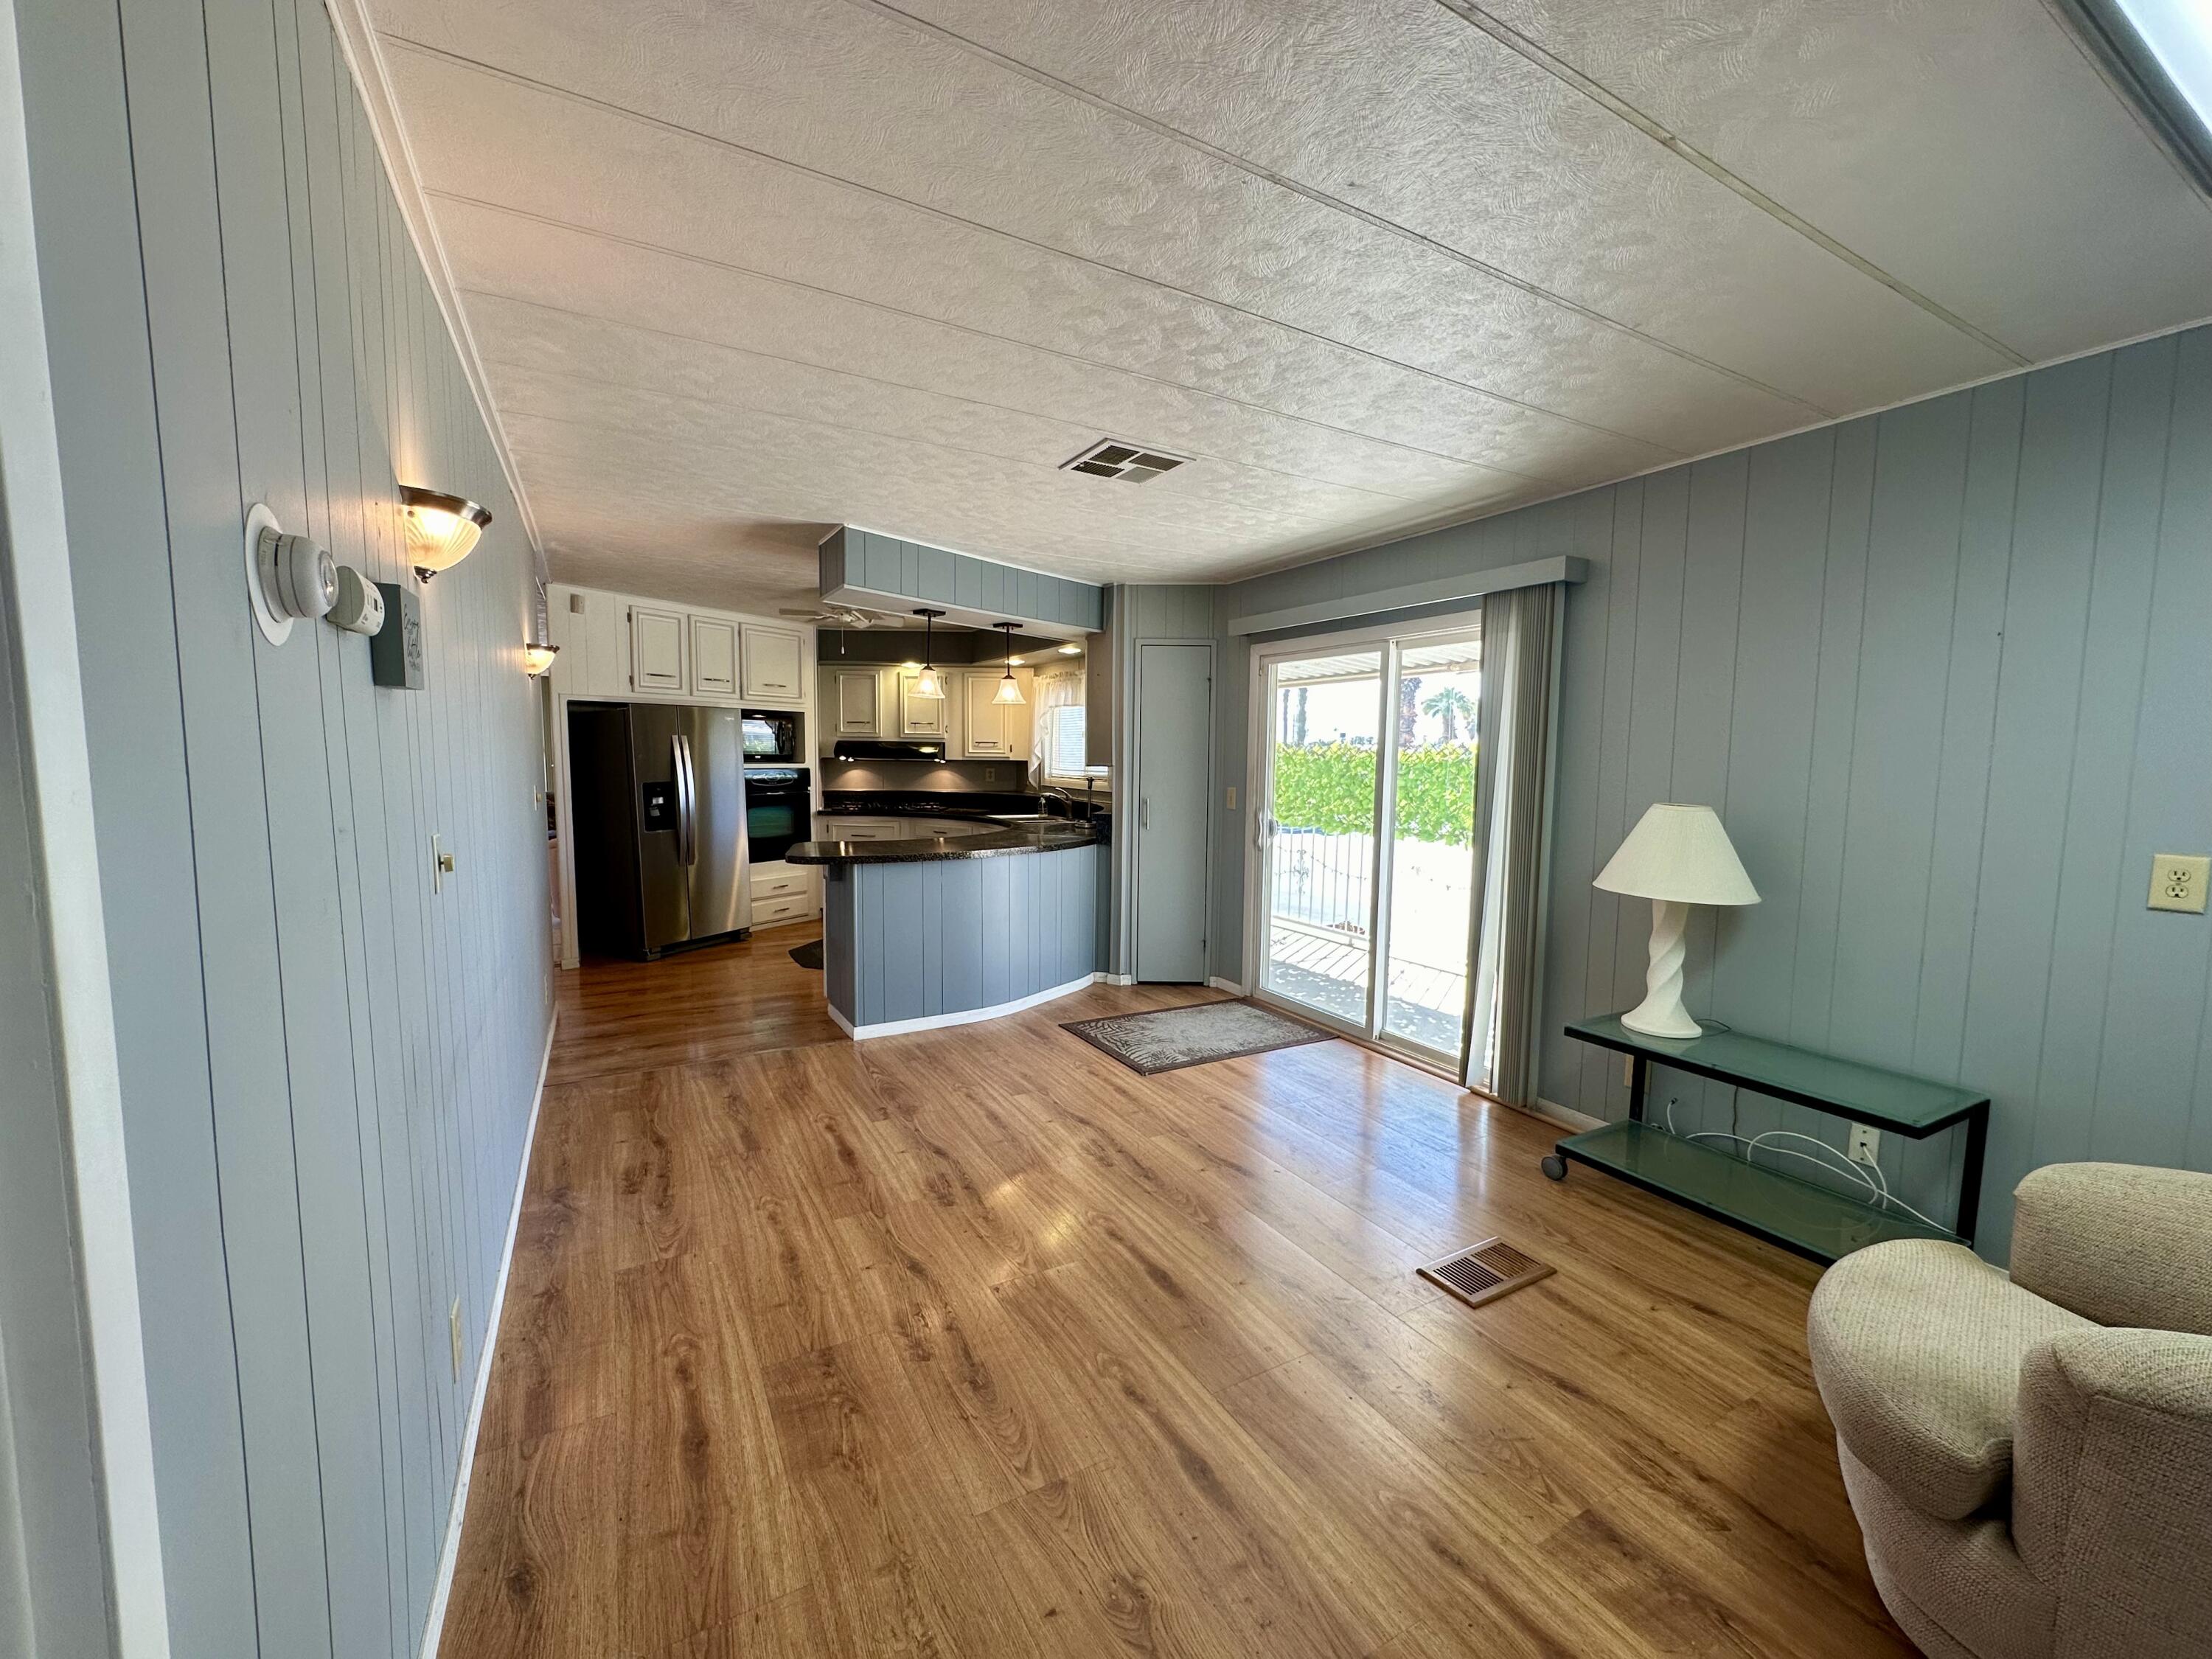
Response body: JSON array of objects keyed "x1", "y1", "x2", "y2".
[{"x1": 1540, "y1": 1154, "x2": 1568, "y2": 1181}]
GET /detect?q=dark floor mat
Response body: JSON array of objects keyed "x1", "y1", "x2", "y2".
[
  {"x1": 1062, "y1": 997, "x2": 1331, "y2": 1074},
  {"x1": 789, "y1": 938, "x2": 824, "y2": 970}
]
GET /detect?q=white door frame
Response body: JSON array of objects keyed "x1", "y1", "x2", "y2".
[
  {"x1": 0, "y1": 0, "x2": 168, "y2": 1647},
  {"x1": 1242, "y1": 609, "x2": 1484, "y2": 1066}
]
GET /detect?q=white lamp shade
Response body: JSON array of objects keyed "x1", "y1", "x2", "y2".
[{"x1": 1594, "y1": 804, "x2": 1759, "y2": 907}]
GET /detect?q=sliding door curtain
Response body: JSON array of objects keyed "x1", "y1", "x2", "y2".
[{"x1": 1464, "y1": 583, "x2": 1563, "y2": 1102}]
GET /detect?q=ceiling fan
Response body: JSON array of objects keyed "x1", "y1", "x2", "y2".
[{"x1": 779, "y1": 603, "x2": 900, "y2": 628}]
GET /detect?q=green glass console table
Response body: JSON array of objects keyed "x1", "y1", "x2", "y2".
[{"x1": 1547, "y1": 1015, "x2": 1990, "y2": 1264}]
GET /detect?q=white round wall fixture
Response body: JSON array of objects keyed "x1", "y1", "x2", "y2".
[
  {"x1": 244, "y1": 504, "x2": 291, "y2": 644},
  {"x1": 244, "y1": 503, "x2": 336, "y2": 644}
]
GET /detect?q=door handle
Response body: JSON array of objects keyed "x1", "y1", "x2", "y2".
[
  {"x1": 672, "y1": 734, "x2": 698, "y2": 866},
  {"x1": 1140, "y1": 798, "x2": 1150, "y2": 830}
]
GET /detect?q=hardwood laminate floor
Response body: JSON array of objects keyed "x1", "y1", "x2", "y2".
[{"x1": 445, "y1": 931, "x2": 1902, "y2": 1658}]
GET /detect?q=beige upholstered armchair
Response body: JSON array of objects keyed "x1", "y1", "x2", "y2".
[{"x1": 1806, "y1": 1163, "x2": 2212, "y2": 1659}]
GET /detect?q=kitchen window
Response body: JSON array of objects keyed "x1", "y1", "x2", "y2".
[{"x1": 1034, "y1": 671, "x2": 1107, "y2": 788}]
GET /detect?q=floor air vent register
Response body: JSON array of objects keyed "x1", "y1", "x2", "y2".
[{"x1": 1416, "y1": 1237, "x2": 1554, "y2": 1310}]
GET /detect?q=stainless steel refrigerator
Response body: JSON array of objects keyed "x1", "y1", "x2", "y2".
[{"x1": 568, "y1": 701, "x2": 751, "y2": 959}]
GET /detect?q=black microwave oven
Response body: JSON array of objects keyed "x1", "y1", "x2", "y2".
[{"x1": 740, "y1": 709, "x2": 801, "y2": 764}]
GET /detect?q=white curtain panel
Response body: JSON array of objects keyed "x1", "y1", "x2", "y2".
[
  {"x1": 1028, "y1": 667, "x2": 1082, "y2": 790},
  {"x1": 1463, "y1": 583, "x2": 1563, "y2": 1104}
]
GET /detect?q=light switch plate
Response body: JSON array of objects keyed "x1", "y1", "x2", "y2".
[{"x1": 2149, "y1": 854, "x2": 2211, "y2": 914}]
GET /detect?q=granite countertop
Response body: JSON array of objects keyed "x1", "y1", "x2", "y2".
[{"x1": 787, "y1": 818, "x2": 1105, "y2": 865}]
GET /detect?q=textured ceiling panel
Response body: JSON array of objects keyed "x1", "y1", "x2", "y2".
[
  {"x1": 386, "y1": 39, "x2": 1790, "y2": 455},
  {"x1": 428, "y1": 196, "x2": 1570, "y2": 493},
  {"x1": 1473, "y1": 0, "x2": 2212, "y2": 358},
  {"x1": 461, "y1": 291, "x2": 1486, "y2": 501},
  {"x1": 361, "y1": 0, "x2": 2212, "y2": 614},
  {"x1": 865, "y1": 0, "x2": 2012, "y2": 402}
]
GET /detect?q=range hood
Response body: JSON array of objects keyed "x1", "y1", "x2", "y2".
[{"x1": 832, "y1": 738, "x2": 949, "y2": 761}]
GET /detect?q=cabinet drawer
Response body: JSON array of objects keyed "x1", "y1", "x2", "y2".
[
  {"x1": 752, "y1": 866, "x2": 810, "y2": 900},
  {"x1": 751, "y1": 894, "x2": 814, "y2": 927}
]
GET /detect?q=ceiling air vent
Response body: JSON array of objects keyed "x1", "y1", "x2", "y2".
[{"x1": 1060, "y1": 439, "x2": 1189, "y2": 484}]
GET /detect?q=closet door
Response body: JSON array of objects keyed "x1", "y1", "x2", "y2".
[{"x1": 1133, "y1": 644, "x2": 1212, "y2": 982}]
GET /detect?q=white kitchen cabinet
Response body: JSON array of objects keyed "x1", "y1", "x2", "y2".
[
  {"x1": 959, "y1": 669, "x2": 1032, "y2": 759},
  {"x1": 691, "y1": 616, "x2": 737, "y2": 696},
  {"x1": 548, "y1": 585, "x2": 627, "y2": 698},
  {"x1": 831, "y1": 668, "x2": 883, "y2": 737},
  {"x1": 821, "y1": 815, "x2": 905, "y2": 841},
  {"x1": 630, "y1": 605, "x2": 686, "y2": 692},
  {"x1": 741, "y1": 623, "x2": 805, "y2": 703},
  {"x1": 897, "y1": 669, "x2": 951, "y2": 739},
  {"x1": 748, "y1": 861, "x2": 818, "y2": 925}
]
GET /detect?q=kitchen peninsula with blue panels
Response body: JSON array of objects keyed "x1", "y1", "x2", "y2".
[{"x1": 786, "y1": 815, "x2": 1107, "y2": 1038}]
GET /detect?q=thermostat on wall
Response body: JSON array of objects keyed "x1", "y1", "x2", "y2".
[{"x1": 369, "y1": 581, "x2": 424, "y2": 689}]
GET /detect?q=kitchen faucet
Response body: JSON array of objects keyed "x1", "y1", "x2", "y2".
[{"x1": 1039, "y1": 786, "x2": 1075, "y2": 819}]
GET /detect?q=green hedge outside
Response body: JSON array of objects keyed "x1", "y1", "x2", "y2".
[{"x1": 1272, "y1": 742, "x2": 1478, "y2": 847}]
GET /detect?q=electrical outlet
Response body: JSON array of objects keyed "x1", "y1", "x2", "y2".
[
  {"x1": 1225, "y1": 785, "x2": 1237, "y2": 810},
  {"x1": 1848, "y1": 1124, "x2": 1881, "y2": 1166},
  {"x1": 449, "y1": 1299, "x2": 463, "y2": 1382},
  {"x1": 984, "y1": 766, "x2": 996, "y2": 782},
  {"x1": 2147, "y1": 854, "x2": 2210, "y2": 915},
  {"x1": 1623, "y1": 1054, "x2": 1635, "y2": 1088}
]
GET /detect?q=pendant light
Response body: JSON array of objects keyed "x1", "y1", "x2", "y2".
[
  {"x1": 992, "y1": 622, "x2": 1026, "y2": 706},
  {"x1": 911, "y1": 608, "x2": 946, "y2": 699}
]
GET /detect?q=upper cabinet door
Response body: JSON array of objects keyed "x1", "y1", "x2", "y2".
[
  {"x1": 631, "y1": 605, "x2": 685, "y2": 691},
  {"x1": 691, "y1": 616, "x2": 737, "y2": 696},
  {"x1": 741, "y1": 623, "x2": 804, "y2": 703},
  {"x1": 897, "y1": 669, "x2": 949, "y2": 737},
  {"x1": 833, "y1": 668, "x2": 882, "y2": 735},
  {"x1": 961, "y1": 672, "x2": 1006, "y2": 755}
]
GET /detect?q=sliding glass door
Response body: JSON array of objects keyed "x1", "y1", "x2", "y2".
[
  {"x1": 1253, "y1": 624, "x2": 1485, "y2": 1071},
  {"x1": 1258, "y1": 647, "x2": 1384, "y2": 1029}
]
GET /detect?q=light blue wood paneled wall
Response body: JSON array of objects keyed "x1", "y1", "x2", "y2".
[
  {"x1": 825, "y1": 844, "x2": 1102, "y2": 1027},
  {"x1": 20, "y1": 0, "x2": 554, "y2": 1654},
  {"x1": 1111, "y1": 585, "x2": 1222, "y2": 978},
  {"x1": 1211, "y1": 327, "x2": 2212, "y2": 1259},
  {"x1": 821, "y1": 525, "x2": 1107, "y2": 630}
]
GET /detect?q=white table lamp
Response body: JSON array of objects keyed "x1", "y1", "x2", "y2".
[{"x1": 1593, "y1": 804, "x2": 1759, "y2": 1039}]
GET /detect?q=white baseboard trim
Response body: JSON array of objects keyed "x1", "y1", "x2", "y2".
[
  {"x1": 1206, "y1": 975, "x2": 1248, "y2": 995},
  {"x1": 1099, "y1": 972, "x2": 1137, "y2": 987},
  {"x1": 1529, "y1": 1096, "x2": 1604, "y2": 1132},
  {"x1": 416, "y1": 1012, "x2": 555, "y2": 1659},
  {"x1": 837, "y1": 973, "x2": 1101, "y2": 1040}
]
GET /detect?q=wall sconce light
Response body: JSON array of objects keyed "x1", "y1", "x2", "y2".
[
  {"x1": 524, "y1": 641, "x2": 560, "y2": 677},
  {"x1": 400, "y1": 485, "x2": 491, "y2": 582}
]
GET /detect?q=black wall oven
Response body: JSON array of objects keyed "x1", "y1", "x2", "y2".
[{"x1": 743, "y1": 767, "x2": 810, "y2": 863}]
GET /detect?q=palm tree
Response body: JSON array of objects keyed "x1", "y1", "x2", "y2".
[{"x1": 1422, "y1": 684, "x2": 1475, "y2": 742}]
